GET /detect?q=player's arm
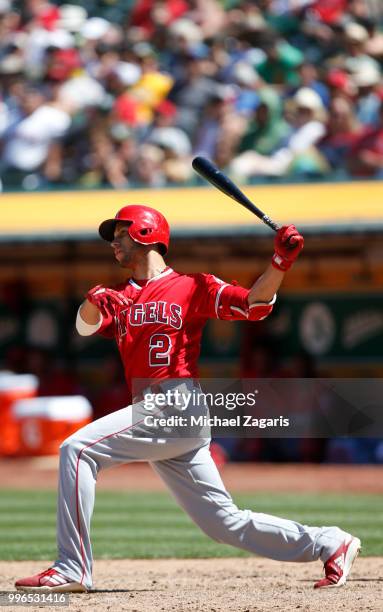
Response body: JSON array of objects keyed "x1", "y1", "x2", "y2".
[
  {"x1": 248, "y1": 224, "x2": 304, "y2": 305},
  {"x1": 79, "y1": 299, "x2": 101, "y2": 325},
  {"x1": 193, "y1": 225, "x2": 303, "y2": 321},
  {"x1": 247, "y1": 264, "x2": 284, "y2": 304},
  {"x1": 76, "y1": 290, "x2": 104, "y2": 336}
]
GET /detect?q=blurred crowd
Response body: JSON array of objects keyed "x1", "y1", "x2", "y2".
[{"x1": 0, "y1": 0, "x2": 382, "y2": 190}]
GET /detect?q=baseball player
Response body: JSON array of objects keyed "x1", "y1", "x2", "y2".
[{"x1": 16, "y1": 205, "x2": 360, "y2": 593}]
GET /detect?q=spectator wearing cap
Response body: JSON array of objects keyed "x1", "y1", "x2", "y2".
[
  {"x1": 237, "y1": 87, "x2": 291, "y2": 157},
  {"x1": 129, "y1": 44, "x2": 173, "y2": 125},
  {"x1": 79, "y1": 18, "x2": 116, "y2": 73},
  {"x1": 0, "y1": 80, "x2": 29, "y2": 141},
  {"x1": 88, "y1": 45, "x2": 139, "y2": 87},
  {"x1": 129, "y1": 0, "x2": 189, "y2": 37},
  {"x1": 78, "y1": 107, "x2": 140, "y2": 190},
  {"x1": 80, "y1": 16, "x2": 111, "y2": 41},
  {"x1": 309, "y1": 0, "x2": 348, "y2": 25},
  {"x1": 289, "y1": 62, "x2": 330, "y2": 108},
  {"x1": 57, "y1": 4, "x2": 87, "y2": 34},
  {"x1": 0, "y1": 5, "x2": 22, "y2": 54},
  {"x1": 168, "y1": 47, "x2": 220, "y2": 136},
  {"x1": 1, "y1": 82, "x2": 45, "y2": 131},
  {"x1": 0, "y1": 8, "x2": 26, "y2": 78},
  {"x1": 162, "y1": 18, "x2": 205, "y2": 82},
  {"x1": 143, "y1": 98, "x2": 189, "y2": 150},
  {"x1": 230, "y1": 87, "x2": 327, "y2": 178},
  {"x1": 22, "y1": 2, "x2": 77, "y2": 80},
  {"x1": 145, "y1": 99, "x2": 192, "y2": 180},
  {"x1": 187, "y1": 0, "x2": 226, "y2": 40},
  {"x1": 0, "y1": 82, "x2": 73, "y2": 188},
  {"x1": 364, "y1": 18, "x2": 383, "y2": 60},
  {"x1": 257, "y1": 36, "x2": 304, "y2": 87},
  {"x1": 326, "y1": 69, "x2": 356, "y2": 101},
  {"x1": 103, "y1": 132, "x2": 139, "y2": 189},
  {"x1": 45, "y1": 47, "x2": 82, "y2": 82},
  {"x1": 193, "y1": 89, "x2": 237, "y2": 162},
  {"x1": 131, "y1": 143, "x2": 166, "y2": 186},
  {"x1": 216, "y1": 89, "x2": 252, "y2": 170},
  {"x1": 138, "y1": 98, "x2": 193, "y2": 186},
  {"x1": 318, "y1": 96, "x2": 361, "y2": 171},
  {"x1": 347, "y1": 101, "x2": 383, "y2": 177},
  {"x1": 343, "y1": 22, "x2": 380, "y2": 74},
  {"x1": 201, "y1": 86, "x2": 247, "y2": 169},
  {"x1": 351, "y1": 63, "x2": 382, "y2": 127},
  {"x1": 109, "y1": 62, "x2": 142, "y2": 128},
  {"x1": 150, "y1": 99, "x2": 178, "y2": 127},
  {"x1": 230, "y1": 62, "x2": 262, "y2": 118}
]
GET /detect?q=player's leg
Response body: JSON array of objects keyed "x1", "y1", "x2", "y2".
[
  {"x1": 16, "y1": 407, "x2": 137, "y2": 592},
  {"x1": 16, "y1": 406, "x2": 203, "y2": 592},
  {"x1": 152, "y1": 442, "x2": 357, "y2": 572},
  {"x1": 53, "y1": 407, "x2": 137, "y2": 590}
]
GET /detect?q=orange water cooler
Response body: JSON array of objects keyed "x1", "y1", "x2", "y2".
[
  {"x1": 13, "y1": 396, "x2": 93, "y2": 456},
  {"x1": 0, "y1": 372, "x2": 39, "y2": 456}
]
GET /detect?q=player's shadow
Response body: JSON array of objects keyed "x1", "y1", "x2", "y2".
[
  {"x1": 0, "y1": 588, "x2": 164, "y2": 596},
  {"x1": 347, "y1": 578, "x2": 383, "y2": 582},
  {"x1": 298, "y1": 578, "x2": 382, "y2": 583},
  {"x1": 90, "y1": 588, "x2": 167, "y2": 593}
]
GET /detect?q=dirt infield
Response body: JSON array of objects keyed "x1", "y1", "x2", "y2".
[
  {"x1": 0, "y1": 458, "x2": 382, "y2": 492},
  {"x1": 1, "y1": 461, "x2": 382, "y2": 610},
  {"x1": 2, "y1": 558, "x2": 382, "y2": 612}
]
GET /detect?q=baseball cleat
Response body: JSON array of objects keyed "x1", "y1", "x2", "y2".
[
  {"x1": 15, "y1": 568, "x2": 87, "y2": 593},
  {"x1": 314, "y1": 536, "x2": 361, "y2": 589}
]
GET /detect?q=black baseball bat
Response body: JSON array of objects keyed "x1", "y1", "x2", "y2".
[{"x1": 192, "y1": 156, "x2": 280, "y2": 232}]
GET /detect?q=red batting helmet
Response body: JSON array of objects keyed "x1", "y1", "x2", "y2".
[{"x1": 98, "y1": 204, "x2": 170, "y2": 254}]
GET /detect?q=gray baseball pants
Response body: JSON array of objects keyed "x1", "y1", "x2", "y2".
[{"x1": 53, "y1": 389, "x2": 348, "y2": 590}]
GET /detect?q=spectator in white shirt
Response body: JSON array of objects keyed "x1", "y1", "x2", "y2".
[
  {"x1": 1, "y1": 87, "x2": 72, "y2": 183},
  {"x1": 230, "y1": 88, "x2": 327, "y2": 178}
]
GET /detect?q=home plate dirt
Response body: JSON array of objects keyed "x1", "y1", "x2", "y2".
[{"x1": 2, "y1": 558, "x2": 382, "y2": 612}]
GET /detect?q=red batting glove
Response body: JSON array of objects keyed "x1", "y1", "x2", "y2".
[
  {"x1": 86, "y1": 285, "x2": 131, "y2": 311},
  {"x1": 271, "y1": 225, "x2": 304, "y2": 272}
]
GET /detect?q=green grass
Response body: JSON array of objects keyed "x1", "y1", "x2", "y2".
[{"x1": 0, "y1": 490, "x2": 381, "y2": 560}]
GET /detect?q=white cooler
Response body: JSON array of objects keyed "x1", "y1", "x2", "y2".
[{"x1": 13, "y1": 395, "x2": 92, "y2": 456}]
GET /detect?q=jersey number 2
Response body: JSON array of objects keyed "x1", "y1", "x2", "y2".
[{"x1": 149, "y1": 334, "x2": 172, "y2": 366}]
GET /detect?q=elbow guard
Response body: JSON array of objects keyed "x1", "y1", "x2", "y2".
[{"x1": 217, "y1": 285, "x2": 276, "y2": 321}]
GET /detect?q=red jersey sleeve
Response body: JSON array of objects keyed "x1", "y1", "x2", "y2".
[{"x1": 193, "y1": 273, "x2": 275, "y2": 321}]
